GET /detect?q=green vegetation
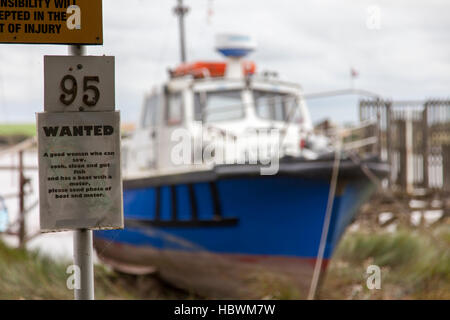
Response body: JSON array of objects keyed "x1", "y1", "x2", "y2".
[
  {"x1": 0, "y1": 224, "x2": 448, "y2": 299},
  {"x1": 320, "y1": 224, "x2": 450, "y2": 299},
  {"x1": 0, "y1": 240, "x2": 190, "y2": 300},
  {"x1": 0, "y1": 240, "x2": 134, "y2": 299},
  {"x1": 0, "y1": 123, "x2": 36, "y2": 137}
]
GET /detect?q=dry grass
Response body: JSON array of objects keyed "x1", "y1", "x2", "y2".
[{"x1": 319, "y1": 223, "x2": 450, "y2": 300}]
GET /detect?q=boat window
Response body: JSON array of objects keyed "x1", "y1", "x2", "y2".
[
  {"x1": 254, "y1": 91, "x2": 301, "y2": 122},
  {"x1": 142, "y1": 94, "x2": 159, "y2": 128},
  {"x1": 166, "y1": 92, "x2": 184, "y2": 126},
  {"x1": 194, "y1": 90, "x2": 244, "y2": 122}
]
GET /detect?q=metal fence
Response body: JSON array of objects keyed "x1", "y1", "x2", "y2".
[
  {"x1": 0, "y1": 138, "x2": 38, "y2": 247},
  {"x1": 360, "y1": 99, "x2": 450, "y2": 194}
]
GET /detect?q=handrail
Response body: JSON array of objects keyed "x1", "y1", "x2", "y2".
[
  {"x1": 303, "y1": 88, "x2": 382, "y2": 100},
  {"x1": 0, "y1": 137, "x2": 37, "y2": 157},
  {"x1": 342, "y1": 136, "x2": 378, "y2": 151}
]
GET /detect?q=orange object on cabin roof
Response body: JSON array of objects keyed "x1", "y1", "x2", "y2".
[{"x1": 173, "y1": 61, "x2": 256, "y2": 78}]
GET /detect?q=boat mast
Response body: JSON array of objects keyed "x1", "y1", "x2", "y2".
[{"x1": 173, "y1": 0, "x2": 189, "y2": 63}]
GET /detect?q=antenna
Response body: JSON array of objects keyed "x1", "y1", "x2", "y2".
[{"x1": 173, "y1": 0, "x2": 189, "y2": 63}]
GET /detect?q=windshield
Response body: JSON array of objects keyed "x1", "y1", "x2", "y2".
[
  {"x1": 194, "y1": 90, "x2": 245, "y2": 122},
  {"x1": 253, "y1": 90, "x2": 301, "y2": 123}
]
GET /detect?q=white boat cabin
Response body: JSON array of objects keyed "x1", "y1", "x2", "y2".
[{"x1": 123, "y1": 35, "x2": 321, "y2": 178}]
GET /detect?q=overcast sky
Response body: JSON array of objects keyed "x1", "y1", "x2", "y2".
[{"x1": 0, "y1": 0, "x2": 449, "y2": 124}]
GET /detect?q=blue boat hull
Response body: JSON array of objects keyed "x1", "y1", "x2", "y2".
[{"x1": 94, "y1": 159, "x2": 387, "y2": 298}]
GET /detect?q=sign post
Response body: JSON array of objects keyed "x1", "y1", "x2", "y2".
[
  {"x1": 73, "y1": 228, "x2": 94, "y2": 299},
  {"x1": 37, "y1": 51, "x2": 123, "y2": 300},
  {"x1": 70, "y1": 44, "x2": 93, "y2": 301}
]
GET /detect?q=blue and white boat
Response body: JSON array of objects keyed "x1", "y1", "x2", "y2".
[{"x1": 93, "y1": 34, "x2": 388, "y2": 298}]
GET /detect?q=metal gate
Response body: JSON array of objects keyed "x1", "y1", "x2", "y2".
[{"x1": 359, "y1": 100, "x2": 450, "y2": 194}]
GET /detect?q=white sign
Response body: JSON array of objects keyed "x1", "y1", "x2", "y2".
[
  {"x1": 37, "y1": 111, "x2": 123, "y2": 232},
  {"x1": 44, "y1": 56, "x2": 115, "y2": 112}
]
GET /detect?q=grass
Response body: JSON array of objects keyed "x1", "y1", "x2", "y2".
[
  {"x1": 0, "y1": 240, "x2": 136, "y2": 299},
  {"x1": 319, "y1": 223, "x2": 450, "y2": 299},
  {"x1": 0, "y1": 240, "x2": 192, "y2": 300},
  {"x1": 0, "y1": 123, "x2": 36, "y2": 137},
  {"x1": 0, "y1": 224, "x2": 448, "y2": 299}
]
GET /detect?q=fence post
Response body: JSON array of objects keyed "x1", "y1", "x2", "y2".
[
  {"x1": 397, "y1": 120, "x2": 407, "y2": 192},
  {"x1": 376, "y1": 104, "x2": 381, "y2": 156},
  {"x1": 444, "y1": 145, "x2": 450, "y2": 192},
  {"x1": 386, "y1": 101, "x2": 393, "y2": 187},
  {"x1": 405, "y1": 109, "x2": 414, "y2": 194},
  {"x1": 422, "y1": 102, "x2": 429, "y2": 190},
  {"x1": 18, "y1": 150, "x2": 26, "y2": 248},
  {"x1": 359, "y1": 100, "x2": 364, "y2": 122}
]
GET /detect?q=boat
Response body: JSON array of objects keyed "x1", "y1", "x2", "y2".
[{"x1": 93, "y1": 14, "x2": 389, "y2": 298}]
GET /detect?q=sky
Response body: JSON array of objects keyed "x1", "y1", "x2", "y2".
[{"x1": 0, "y1": 0, "x2": 449, "y2": 125}]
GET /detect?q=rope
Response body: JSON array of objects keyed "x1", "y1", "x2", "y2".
[
  {"x1": 346, "y1": 151, "x2": 383, "y2": 189},
  {"x1": 307, "y1": 136, "x2": 342, "y2": 300}
]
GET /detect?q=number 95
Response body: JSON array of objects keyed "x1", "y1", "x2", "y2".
[{"x1": 60, "y1": 75, "x2": 100, "y2": 107}]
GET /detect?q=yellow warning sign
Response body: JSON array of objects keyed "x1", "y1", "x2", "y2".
[{"x1": 0, "y1": 0, "x2": 102, "y2": 45}]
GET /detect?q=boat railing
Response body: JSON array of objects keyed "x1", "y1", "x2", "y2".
[
  {"x1": 192, "y1": 75, "x2": 302, "y2": 91},
  {"x1": 340, "y1": 121, "x2": 380, "y2": 156}
]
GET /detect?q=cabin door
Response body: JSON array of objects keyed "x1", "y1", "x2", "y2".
[{"x1": 158, "y1": 90, "x2": 186, "y2": 171}]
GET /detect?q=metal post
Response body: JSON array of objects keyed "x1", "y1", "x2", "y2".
[
  {"x1": 69, "y1": 44, "x2": 86, "y2": 56},
  {"x1": 70, "y1": 44, "x2": 94, "y2": 300},
  {"x1": 74, "y1": 229, "x2": 94, "y2": 300},
  {"x1": 174, "y1": 0, "x2": 189, "y2": 63}
]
